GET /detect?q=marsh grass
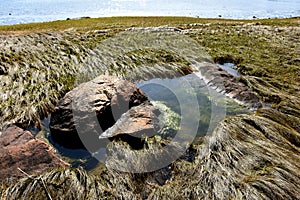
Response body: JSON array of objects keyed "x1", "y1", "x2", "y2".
[
  {"x1": 0, "y1": 36, "x2": 80, "y2": 128},
  {"x1": 188, "y1": 20, "x2": 300, "y2": 97},
  {"x1": 106, "y1": 48, "x2": 193, "y2": 82},
  {"x1": 0, "y1": 16, "x2": 298, "y2": 136},
  {"x1": 2, "y1": 107, "x2": 300, "y2": 199},
  {"x1": 0, "y1": 25, "x2": 197, "y2": 130},
  {"x1": 0, "y1": 16, "x2": 299, "y2": 35},
  {"x1": 147, "y1": 108, "x2": 300, "y2": 199},
  {"x1": 0, "y1": 16, "x2": 300, "y2": 199},
  {"x1": 1, "y1": 137, "x2": 198, "y2": 199},
  {"x1": 0, "y1": 16, "x2": 298, "y2": 135}
]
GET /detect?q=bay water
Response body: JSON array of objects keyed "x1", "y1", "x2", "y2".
[{"x1": 0, "y1": 0, "x2": 299, "y2": 25}]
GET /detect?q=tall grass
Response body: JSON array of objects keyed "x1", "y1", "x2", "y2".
[{"x1": 0, "y1": 16, "x2": 299, "y2": 199}]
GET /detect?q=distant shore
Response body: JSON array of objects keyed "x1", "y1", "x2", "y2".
[{"x1": 1, "y1": 0, "x2": 300, "y2": 25}]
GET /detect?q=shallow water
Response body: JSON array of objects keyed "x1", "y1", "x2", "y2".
[
  {"x1": 217, "y1": 62, "x2": 240, "y2": 78},
  {"x1": 41, "y1": 73, "x2": 249, "y2": 170},
  {"x1": 137, "y1": 73, "x2": 248, "y2": 139},
  {"x1": 0, "y1": 0, "x2": 299, "y2": 25}
]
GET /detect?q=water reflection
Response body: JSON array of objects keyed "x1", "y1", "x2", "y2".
[
  {"x1": 216, "y1": 62, "x2": 240, "y2": 78},
  {"x1": 42, "y1": 73, "x2": 249, "y2": 170},
  {"x1": 137, "y1": 73, "x2": 249, "y2": 142},
  {"x1": 1, "y1": 0, "x2": 299, "y2": 25}
]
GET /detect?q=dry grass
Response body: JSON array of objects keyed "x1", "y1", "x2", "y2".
[
  {"x1": 148, "y1": 107, "x2": 300, "y2": 199},
  {"x1": 2, "y1": 106, "x2": 300, "y2": 199}
]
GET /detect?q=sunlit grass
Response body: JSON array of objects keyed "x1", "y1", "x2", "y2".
[
  {"x1": 188, "y1": 20, "x2": 300, "y2": 97},
  {"x1": 0, "y1": 16, "x2": 299, "y2": 35},
  {"x1": 0, "y1": 16, "x2": 299, "y2": 130},
  {"x1": 1, "y1": 16, "x2": 300, "y2": 200}
]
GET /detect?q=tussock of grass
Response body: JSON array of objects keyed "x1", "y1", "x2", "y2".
[
  {"x1": 2, "y1": 168, "x2": 113, "y2": 199},
  {"x1": 148, "y1": 108, "x2": 300, "y2": 199},
  {"x1": 0, "y1": 32, "x2": 81, "y2": 128},
  {"x1": 1, "y1": 137, "x2": 195, "y2": 199},
  {"x1": 106, "y1": 48, "x2": 193, "y2": 82}
]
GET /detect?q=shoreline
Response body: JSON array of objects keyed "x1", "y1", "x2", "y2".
[
  {"x1": 1, "y1": 14, "x2": 300, "y2": 26},
  {"x1": 0, "y1": 16, "x2": 299, "y2": 38}
]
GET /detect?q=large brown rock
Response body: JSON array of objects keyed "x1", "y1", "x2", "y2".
[
  {"x1": 0, "y1": 125, "x2": 69, "y2": 183},
  {"x1": 49, "y1": 75, "x2": 149, "y2": 150}
]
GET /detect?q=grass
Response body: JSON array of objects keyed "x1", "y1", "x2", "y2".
[
  {"x1": 3, "y1": 108, "x2": 300, "y2": 199},
  {"x1": 1, "y1": 16, "x2": 300, "y2": 199},
  {"x1": 0, "y1": 16, "x2": 299, "y2": 34},
  {"x1": 0, "y1": 16, "x2": 299, "y2": 129},
  {"x1": 187, "y1": 21, "x2": 300, "y2": 96}
]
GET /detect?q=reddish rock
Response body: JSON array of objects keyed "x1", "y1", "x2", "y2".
[
  {"x1": 0, "y1": 126, "x2": 69, "y2": 183},
  {"x1": 0, "y1": 125, "x2": 34, "y2": 147}
]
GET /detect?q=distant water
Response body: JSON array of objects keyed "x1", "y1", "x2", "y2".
[{"x1": 0, "y1": 0, "x2": 299, "y2": 25}]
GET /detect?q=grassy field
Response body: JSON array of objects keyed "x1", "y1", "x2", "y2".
[
  {"x1": 0, "y1": 16, "x2": 299, "y2": 34},
  {"x1": 1, "y1": 16, "x2": 300, "y2": 199},
  {"x1": 0, "y1": 16, "x2": 299, "y2": 129}
]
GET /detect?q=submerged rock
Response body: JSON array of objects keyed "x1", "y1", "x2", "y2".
[
  {"x1": 0, "y1": 125, "x2": 69, "y2": 184},
  {"x1": 198, "y1": 63, "x2": 262, "y2": 108},
  {"x1": 49, "y1": 75, "x2": 149, "y2": 149}
]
